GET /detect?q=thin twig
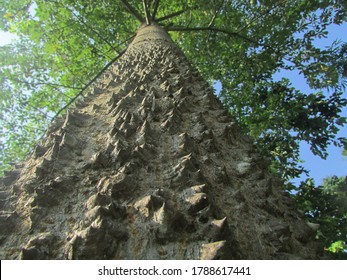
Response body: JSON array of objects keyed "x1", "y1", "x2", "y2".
[
  {"x1": 13, "y1": 78, "x2": 84, "y2": 91},
  {"x1": 50, "y1": 51, "x2": 126, "y2": 122},
  {"x1": 236, "y1": 4, "x2": 280, "y2": 33},
  {"x1": 208, "y1": 13, "x2": 218, "y2": 28},
  {"x1": 166, "y1": 26, "x2": 272, "y2": 49},
  {"x1": 90, "y1": 45, "x2": 114, "y2": 60},
  {"x1": 204, "y1": 0, "x2": 225, "y2": 46},
  {"x1": 50, "y1": 35, "x2": 134, "y2": 123},
  {"x1": 156, "y1": 9, "x2": 186, "y2": 22},
  {"x1": 72, "y1": 12, "x2": 121, "y2": 54},
  {"x1": 208, "y1": 0, "x2": 225, "y2": 28},
  {"x1": 53, "y1": 3, "x2": 121, "y2": 55},
  {"x1": 120, "y1": 0, "x2": 145, "y2": 23}
]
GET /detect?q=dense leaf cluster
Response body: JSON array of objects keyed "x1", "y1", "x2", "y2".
[
  {"x1": 295, "y1": 176, "x2": 347, "y2": 259},
  {"x1": 0, "y1": 0, "x2": 346, "y2": 180}
]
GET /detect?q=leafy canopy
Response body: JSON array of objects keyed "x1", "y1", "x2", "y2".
[
  {"x1": 0, "y1": 0, "x2": 347, "y2": 179},
  {"x1": 295, "y1": 176, "x2": 347, "y2": 259}
]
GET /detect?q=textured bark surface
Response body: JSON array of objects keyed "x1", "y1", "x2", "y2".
[{"x1": 0, "y1": 24, "x2": 320, "y2": 259}]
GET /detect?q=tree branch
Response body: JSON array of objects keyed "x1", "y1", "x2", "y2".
[
  {"x1": 143, "y1": 0, "x2": 151, "y2": 25},
  {"x1": 166, "y1": 26, "x2": 271, "y2": 49},
  {"x1": 156, "y1": 9, "x2": 186, "y2": 23},
  {"x1": 17, "y1": 98, "x2": 52, "y2": 120},
  {"x1": 208, "y1": 0, "x2": 225, "y2": 28},
  {"x1": 236, "y1": 4, "x2": 279, "y2": 34},
  {"x1": 72, "y1": 12, "x2": 121, "y2": 54},
  {"x1": 50, "y1": 34, "x2": 135, "y2": 123},
  {"x1": 14, "y1": 79, "x2": 84, "y2": 91},
  {"x1": 208, "y1": 12, "x2": 218, "y2": 28},
  {"x1": 120, "y1": 0, "x2": 145, "y2": 23},
  {"x1": 151, "y1": 0, "x2": 160, "y2": 20},
  {"x1": 51, "y1": 51, "x2": 126, "y2": 122}
]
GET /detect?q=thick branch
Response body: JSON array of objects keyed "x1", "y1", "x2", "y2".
[
  {"x1": 120, "y1": 0, "x2": 144, "y2": 23},
  {"x1": 156, "y1": 9, "x2": 186, "y2": 22},
  {"x1": 151, "y1": 0, "x2": 160, "y2": 20},
  {"x1": 143, "y1": 0, "x2": 151, "y2": 25},
  {"x1": 166, "y1": 26, "x2": 269, "y2": 48}
]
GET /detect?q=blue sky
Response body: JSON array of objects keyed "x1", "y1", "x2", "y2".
[
  {"x1": 1, "y1": 22, "x2": 346, "y2": 186},
  {"x1": 278, "y1": 23, "x2": 347, "y2": 186},
  {"x1": 0, "y1": 30, "x2": 17, "y2": 45}
]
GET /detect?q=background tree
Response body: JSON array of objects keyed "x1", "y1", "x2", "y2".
[
  {"x1": 295, "y1": 176, "x2": 347, "y2": 259},
  {"x1": 343, "y1": 139, "x2": 347, "y2": 157}
]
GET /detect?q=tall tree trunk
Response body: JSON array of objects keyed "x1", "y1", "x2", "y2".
[{"x1": 0, "y1": 24, "x2": 320, "y2": 259}]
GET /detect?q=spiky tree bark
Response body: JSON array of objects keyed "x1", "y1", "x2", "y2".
[{"x1": 0, "y1": 23, "x2": 320, "y2": 259}]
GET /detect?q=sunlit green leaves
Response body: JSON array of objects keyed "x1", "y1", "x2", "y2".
[
  {"x1": 295, "y1": 176, "x2": 347, "y2": 259},
  {"x1": 329, "y1": 240, "x2": 347, "y2": 254}
]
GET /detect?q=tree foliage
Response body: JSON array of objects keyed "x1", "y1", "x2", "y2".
[
  {"x1": 295, "y1": 176, "x2": 347, "y2": 259},
  {"x1": 0, "y1": 0, "x2": 346, "y2": 179},
  {"x1": 343, "y1": 139, "x2": 347, "y2": 157}
]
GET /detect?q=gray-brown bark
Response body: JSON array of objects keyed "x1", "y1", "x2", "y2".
[{"x1": 0, "y1": 24, "x2": 320, "y2": 259}]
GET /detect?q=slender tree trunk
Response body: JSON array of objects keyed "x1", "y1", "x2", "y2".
[{"x1": 0, "y1": 24, "x2": 320, "y2": 259}]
